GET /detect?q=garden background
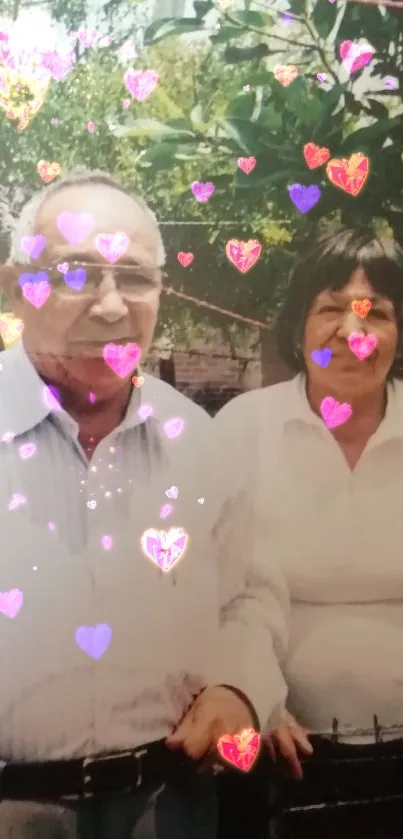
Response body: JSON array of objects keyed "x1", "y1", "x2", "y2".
[{"x1": 0, "y1": 0, "x2": 402, "y2": 412}]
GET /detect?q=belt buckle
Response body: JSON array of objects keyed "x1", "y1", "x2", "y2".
[{"x1": 81, "y1": 748, "x2": 148, "y2": 799}]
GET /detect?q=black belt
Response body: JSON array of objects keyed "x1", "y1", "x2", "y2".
[{"x1": 0, "y1": 739, "x2": 200, "y2": 803}]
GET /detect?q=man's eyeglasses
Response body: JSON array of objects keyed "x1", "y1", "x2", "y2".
[{"x1": 17, "y1": 261, "x2": 164, "y2": 299}]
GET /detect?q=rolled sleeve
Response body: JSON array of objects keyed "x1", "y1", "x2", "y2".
[{"x1": 207, "y1": 395, "x2": 290, "y2": 731}]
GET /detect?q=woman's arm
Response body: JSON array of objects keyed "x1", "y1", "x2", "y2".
[{"x1": 207, "y1": 392, "x2": 291, "y2": 732}]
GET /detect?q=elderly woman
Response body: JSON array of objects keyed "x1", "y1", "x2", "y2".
[{"x1": 211, "y1": 224, "x2": 403, "y2": 795}]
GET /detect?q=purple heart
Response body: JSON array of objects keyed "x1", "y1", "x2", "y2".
[
  {"x1": 56, "y1": 212, "x2": 94, "y2": 245},
  {"x1": 75, "y1": 623, "x2": 112, "y2": 659},
  {"x1": 18, "y1": 270, "x2": 49, "y2": 290},
  {"x1": 288, "y1": 183, "x2": 321, "y2": 213},
  {"x1": 191, "y1": 181, "x2": 215, "y2": 203},
  {"x1": 20, "y1": 235, "x2": 46, "y2": 259},
  {"x1": 64, "y1": 267, "x2": 87, "y2": 291},
  {"x1": 311, "y1": 348, "x2": 332, "y2": 368}
]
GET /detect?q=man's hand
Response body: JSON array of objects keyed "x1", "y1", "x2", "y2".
[
  {"x1": 166, "y1": 686, "x2": 255, "y2": 762},
  {"x1": 264, "y1": 710, "x2": 313, "y2": 779}
]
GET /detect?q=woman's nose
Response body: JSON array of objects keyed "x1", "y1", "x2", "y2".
[{"x1": 337, "y1": 310, "x2": 367, "y2": 337}]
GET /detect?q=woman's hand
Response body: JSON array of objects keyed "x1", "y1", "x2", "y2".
[{"x1": 264, "y1": 710, "x2": 313, "y2": 779}]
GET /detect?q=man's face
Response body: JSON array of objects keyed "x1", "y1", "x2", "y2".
[
  {"x1": 303, "y1": 268, "x2": 398, "y2": 398},
  {"x1": 1, "y1": 182, "x2": 162, "y2": 397}
]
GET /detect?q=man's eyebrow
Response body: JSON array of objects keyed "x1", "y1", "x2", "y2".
[{"x1": 51, "y1": 250, "x2": 155, "y2": 269}]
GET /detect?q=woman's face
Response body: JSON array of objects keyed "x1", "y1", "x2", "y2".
[{"x1": 302, "y1": 268, "x2": 399, "y2": 397}]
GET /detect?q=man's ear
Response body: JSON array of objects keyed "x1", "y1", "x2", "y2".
[{"x1": 0, "y1": 263, "x2": 23, "y2": 314}]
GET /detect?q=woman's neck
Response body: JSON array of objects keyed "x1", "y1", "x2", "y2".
[{"x1": 307, "y1": 380, "x2": 387, "y2": 446}]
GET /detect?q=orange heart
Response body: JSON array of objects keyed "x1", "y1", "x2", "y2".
[
  {"x1": 37, "y1": 160, "x2": 61, "y2": 184},
  {"x1": 325, "y1": 152, "x2": 369, "y2": 197},
  {"x1": 351, "y1": 298, "x2": 372, "y2": 318},
  {"x1": 273, "y1": 64, "x2": 298, "y2": 87},
  {"x1": 132, "y1": 375, "x2": 145, "y2": 388},
  {"x1": 303, "y1": 142, "x2": 331, "y2": 170}
]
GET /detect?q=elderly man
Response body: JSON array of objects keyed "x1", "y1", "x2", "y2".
[{"x1": 0, "y1": 169, "x2": 288, "y2": 839}]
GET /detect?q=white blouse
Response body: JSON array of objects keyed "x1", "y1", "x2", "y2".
[{"x1": 212, "y1": 374, "x2": 403, "y2": 742}]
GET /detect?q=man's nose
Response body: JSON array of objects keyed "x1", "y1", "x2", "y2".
[{"x1": 89, "y1": 272, "x2": 129, "y2": 322}]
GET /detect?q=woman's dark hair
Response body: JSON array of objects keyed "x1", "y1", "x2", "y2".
[{"x1": 276, "y1": 224, "x2": 403, "y2": 379}]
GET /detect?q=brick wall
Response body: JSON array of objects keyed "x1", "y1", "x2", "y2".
[{"x1": 146, "y1": 327, "x2": 294, "y2": 415}]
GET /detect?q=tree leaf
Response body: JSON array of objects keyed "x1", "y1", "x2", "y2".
[
  {"x1": 225, "y1": 10, "x2": 274, "y2": 28},
  {"x1": 312, "y1": 0, "x2": 339, "y2": 40},
  {"x1": 339, "y1": 116, "x2": 403, "y2": 154},
  {"x1": 219, "y1": 117, "x2": 276, "y2": 154},
  {"x1": 190, "y1": 103, "x2": 205, "y2": 129},
  {"x1": 143, "y1": 17, "x2": 206, "y2": 46},
  {"x1": 210, "y1": 25, "x2": 245, "y2": 44},
  {"x1": 193, "y1": 0, "x2": 214, "y2": 18},
  {"x1": 112, "y1": 119, "x2": 195, "y2": 139},
  {"x1": 224, "y1": 44, "x2": 270, "y2": 64},
  {"x1": 225, "y1": 92, "x2": 256, "y2": 121},
  {"x1": 366, "y1": 98, "x2": 389, "y2": 119}
]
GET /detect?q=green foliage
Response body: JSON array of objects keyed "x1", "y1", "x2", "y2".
[{"x1": 1, "y1": 0, "x2": 403, "y2": 338}]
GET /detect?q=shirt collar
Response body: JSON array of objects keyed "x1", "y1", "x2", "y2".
[
  {"x1": 0, "y1": 339, "x2": 162, "y2": 441},
  {"x1": 283, "y1": 373, "x2": 403, "y2": 444}
]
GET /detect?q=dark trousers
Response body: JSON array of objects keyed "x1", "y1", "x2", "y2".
[
  {"x1": 278, "y1": 737, "x2": 403, "y2": 839},
  {"x1": 216, "y1": 753, "x2": 272, "y2": 839},
  {"x1": 217, "y1": 738, "x2": 403, "y2": 839}
]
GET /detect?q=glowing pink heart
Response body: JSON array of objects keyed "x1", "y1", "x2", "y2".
[
  {"x1": 56, "y1": 211, "x2": 94, "y2": 245},
  {"x1": 320, "y1": 396, "x2": 352, "y2": 429},
  {"x1": 95, "y1": 232, "x2": 128, "y2": 264},
  {"x1": 124, "y1": 68, "x2": 158, "y2": 101},
  {"x1": 339, "y1": 40, "x2": 375, "y2": 74},
  {"x1": 75, "y1": 623, "x2": 112, "y2": 659},
  {"x1": 141, "y1": 528, "x2": 188, "y2": 573},
  {"x1": 103, "y1": 342, "x2": 141, "y2": 378},
  {"x1": 20, "y1": 234, "x2": 46, "y2": 259},
  {"x1": 217, "y1": 728, "x2": 260, "y2": 773},
  {"x1": 0, "y1": 588, "x2": 23, "y2": 619},
  {"x1": 163, "y1": 417, "x2": 184, "y2": 439},
  {"x1": 348, "y1": 331, "x2": 377, "y2": 360},
  {"x1": 22, "y1": 279, "x2": 51, "y2": 308}
]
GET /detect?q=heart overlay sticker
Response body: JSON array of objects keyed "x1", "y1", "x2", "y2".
[
  {"x1": 311, "y1": 348, "x2": 332, "y2": 368},
  {"x1": 288, "y1": 184, "x2": 321, "y2": 213},
  {"x1": 225, "y1": 239, "x2": 262, "y2": 273},
  {"x1": 0, "y1": 588, "x2": 23, "y2": 619},
  {"x1": 141, "y1": 528, "x2": 188, "y2": 573},
  {"x1": 303, "y1": 143, "x2": 331, "y2": 170},
  {"x1": 352, "y1": 298, "x2": 371, "y2": 318},
  {"x1": 75, "y1": 623, "x2": 112, "y2": 659},
  {"x1": 217, "y1": 728, "x2": 261, "y2": 773},
  {"x1": 103, "y1": 342, "x2": 141, "y2": 378},
  {"x1": 348, "y1": 331, "x2": 377, "y2": 360},
  {"x1": 326, "y1": 153, "x2": 369, "y2": 197},
  {"x1": 320, "y1": 397, "x2": 353, "y2": 429}
]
